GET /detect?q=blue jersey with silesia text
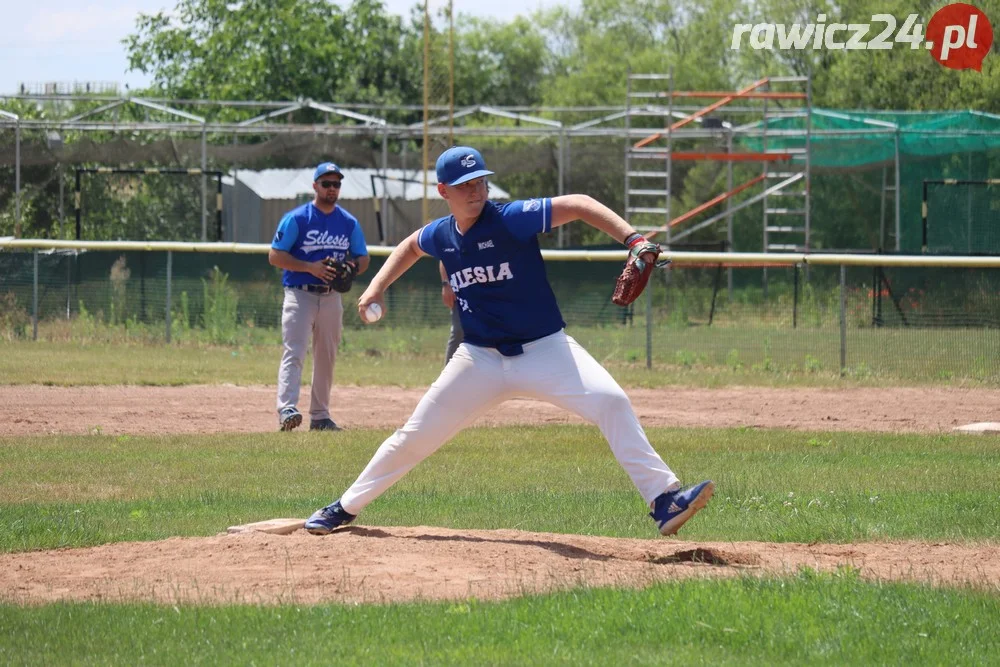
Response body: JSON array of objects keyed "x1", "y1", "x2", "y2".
[
  {"x1": 417, "y1": 198, "x2": 565, "y2": 355},
  {"x1": 271, "y1": 203, "x2": 368, "y2": 287}
]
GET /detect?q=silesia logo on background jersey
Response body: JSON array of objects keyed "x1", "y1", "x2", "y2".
[
  {"x1": 418, "y1": 199, "x2": 565, "y2": 350},
  {"x1": 302, "y1": 230, "x2": 350, "y2": 254}
]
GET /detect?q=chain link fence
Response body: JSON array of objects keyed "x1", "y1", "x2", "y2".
[{"x1": 2, "y1": 246, "x2": 998, "y2": 382}]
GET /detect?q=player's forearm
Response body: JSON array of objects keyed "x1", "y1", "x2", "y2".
[
  {"x1": 268, "y1": 249, "x2": 312, "y2": 272},
  {"x1": 367, "y1": 234, "x2": 423, "y2": 293},
  {"x1": 550, "y1": 194, "x2": 637, "y2": 244}
]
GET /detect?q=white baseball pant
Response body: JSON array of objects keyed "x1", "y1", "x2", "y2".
[{"x1": 339, "y1": 330, "x2": 679, "y2": 514}]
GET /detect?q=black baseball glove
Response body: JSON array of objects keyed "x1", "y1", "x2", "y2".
[{"x1": 324, "y1": 258, "x2": 357, "y2": 293}]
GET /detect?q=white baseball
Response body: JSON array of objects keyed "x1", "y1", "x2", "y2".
[{"x1": 363, "y1": 302, "x2": 383, "y2": 323}]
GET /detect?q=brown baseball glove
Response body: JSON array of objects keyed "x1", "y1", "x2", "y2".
[{"x1": 612, "y1": 239, "x2": 669, "y2": 306}]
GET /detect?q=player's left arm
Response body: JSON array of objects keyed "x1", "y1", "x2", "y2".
[{"x1": 550, "y1": 194, "x2": 639, "y2": 244}]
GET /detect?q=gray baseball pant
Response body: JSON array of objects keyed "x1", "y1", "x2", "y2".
[{"x1": 276, "y1": 287, "x2": 343, "y2": 421}]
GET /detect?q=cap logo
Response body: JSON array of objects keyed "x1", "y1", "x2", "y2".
[{"x1": 460, "y1": 154, "x2": 477, "y2": 168}]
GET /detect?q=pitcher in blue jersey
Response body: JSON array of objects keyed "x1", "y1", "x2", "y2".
[
  {"x1": 269, "y1": 162, "x2": 370, "y2": 432},
  {"x1": 305, "y1": 147, "x2": 713, "y2": 537}
]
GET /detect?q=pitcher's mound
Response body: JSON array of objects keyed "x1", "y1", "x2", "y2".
[{"x1": 2, "y1": 526, "x2": 998, "y2": 606}]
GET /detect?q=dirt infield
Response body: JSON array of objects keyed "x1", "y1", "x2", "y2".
[
  {"x1": 3, "y1": 527, "x2": 998, "y2": 605},
  {"x1": 3, "y1": 383, "x2": 998, "y2": 605},
  {"x1": 3, "y1": 383, "x2": 1000, "y2": 436}
]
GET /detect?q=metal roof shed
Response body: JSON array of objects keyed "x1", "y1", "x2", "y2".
[{"x1": 223, "y1": 167, "x2": 510, "y2": 244}]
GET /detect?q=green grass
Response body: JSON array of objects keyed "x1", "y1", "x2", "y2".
[
  {"x1": 2, "y1": 337, "x2": 997, "y2": 387},
  {"x1": 2, "y1": 425, "x2": 999, "y2": 663},
  {"x1": 0, "y1": 340, "x2": 441, "y2": 387},
  {"x1": 2, "y1": 426, "x2": 999, "y2": 551},
  {"x1": 3, "y1": 573, "x2": 999, "y2": 665}
]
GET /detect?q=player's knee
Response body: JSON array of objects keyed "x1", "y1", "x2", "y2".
[
  {"x1": 281, "y1": 355, "x2": 303, "y2": 369},
  {"x1": 595, "y1": 387, "x2": 632, "y2": 416}
]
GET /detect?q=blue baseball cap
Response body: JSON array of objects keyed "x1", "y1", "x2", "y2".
[
  {"x1": 435, "y1": 146, "x2": 494, "y2": 186},
  {"x1": 313, "y1": 162, "x2": 344, "y2": 182}
]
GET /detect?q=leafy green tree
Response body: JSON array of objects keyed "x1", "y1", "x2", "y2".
[
  {"x1": 820, "y1": 0, "x2": 1000, "y2": 111},
  {"x1": 452, "y1": 16, "x2": 549, "y2": 107},
  {"x1": 124, "y1": 0, "x2": 423, "y2": 107},
  {"x1": 730, "y1": 0, "x2": 1000, "y2": 111}
]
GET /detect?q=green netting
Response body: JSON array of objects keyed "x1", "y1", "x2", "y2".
[
  {"x1": 740, "y1": 110, "x2": 1000, "y2": 253},
  {"x1": 925, "y1": 181, "x2": 1000, "y2": 255},
  {"x1": 741, "y1": 109, "x2": 1000, "y2": 168}
]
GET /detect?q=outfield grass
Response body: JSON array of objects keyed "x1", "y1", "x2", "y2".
[
  {"x1": 2, "y1": 426, "x2": 998, "y2": 550},
  {"x1": 2, "y1": 338, "x2": 996, "y2": 387},
  {"x1": 1, "y1": 425, "x2": 999, "y2": 663}
]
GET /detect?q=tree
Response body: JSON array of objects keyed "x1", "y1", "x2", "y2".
[
  {"x1": 124, "y1": 0, "x2": 422, "y2": 107},
  {"x1": 822, "y1": 35, "x2": 1000, "y2": 111},
  {"x1": 452, "y1": 16, "x2": 549, "y2": 107}
]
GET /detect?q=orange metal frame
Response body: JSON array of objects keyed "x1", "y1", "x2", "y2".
[
  {"x1": 646, "y1": 174, "x2": 766, "y2": 240},
  {"x1": 634, "y1": 78, "x2": 771, "y2": 149},
  {"x1": 669, "y1": 91, "x2": 806, "y2": 100},
  {"x1": 628, "y1": 152, "x2": 792, "y2": 161},
  {"x1": 672, "y1": 262, "x2": 793, "y2": 269},
  {"x1": 669, "y1": 152, "x2": 790, "y2": 162},
  {"x1": 631, "y1": 77, "x2": 804, "y2": 242}
]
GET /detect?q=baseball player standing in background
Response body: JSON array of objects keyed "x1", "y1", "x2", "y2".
[
  {"x1": 439, "y1": 260, "x2": 464, "y2": 365},
  {"x1": 268, "y1": 162, "x2": 370, "y2": 432},
  {"x1": 305, "y1": 146, "x2": 713, "y2": 536}
]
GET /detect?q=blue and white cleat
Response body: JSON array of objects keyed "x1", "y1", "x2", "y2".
[
  {"x1": 650, "y1": 480, "x2": 715, "y2": 536},
  {"x1": 304, "y1": 500, "x2": 356, "y2": 535},
  {"x1": 279, "y1": 407, "x2": 302, "y2": 432}
]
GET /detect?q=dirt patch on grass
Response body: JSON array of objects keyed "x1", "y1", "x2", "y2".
[
  {"x1": 2, "y1": 384, "x2": 999, "y2": 436},
  {"x1": 2, "y1": 527, "x2": 998, "y2": 605}
]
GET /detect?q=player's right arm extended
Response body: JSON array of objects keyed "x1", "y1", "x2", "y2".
[{"x1": 357, "y1": 230, "x2": 426, "y2": 316}]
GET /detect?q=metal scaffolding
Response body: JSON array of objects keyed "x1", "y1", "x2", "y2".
[
  {"x1": 618, "y1": 72, "x2": 813, "y2": 259},
  {"x1": 1, "y1": 89, "x2": 923, "y2": 251}
]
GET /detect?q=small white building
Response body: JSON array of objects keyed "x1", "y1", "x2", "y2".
[{"x1": 222, "y1": 168, "x2": 510, "y2": 244}]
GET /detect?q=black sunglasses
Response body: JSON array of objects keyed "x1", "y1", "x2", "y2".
[{"x1": 319, "y1": 180, "x2": 342, "y2": 189}]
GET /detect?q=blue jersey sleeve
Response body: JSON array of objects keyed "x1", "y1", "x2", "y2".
[
  {"x1": 417, "y1": 222, "x2": 441, "y2": 259},
  {"x1": 271, "y1": 213, "x2": 299, "y2": 252},
  {"x1": 500, "y1": 198, "x2": 553, "y2": 241},
  {"x1": 348, "y1": 220, "x2": 368, "y2": 257}
]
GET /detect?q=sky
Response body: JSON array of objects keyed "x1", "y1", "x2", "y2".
[{"x1": 1, "y1": 0, "x2": 578, "y2": 96}]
